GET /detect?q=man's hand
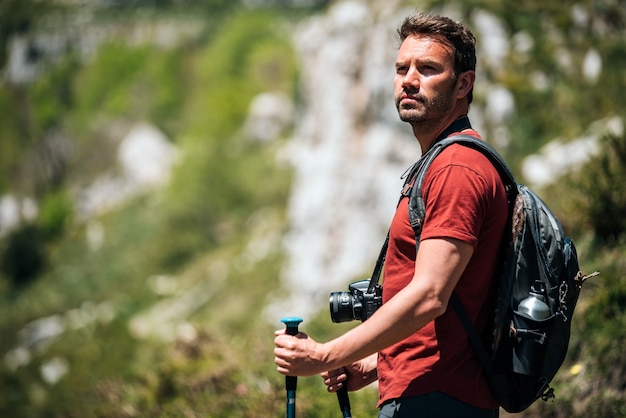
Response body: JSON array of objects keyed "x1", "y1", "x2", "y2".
[
  {"x1": 321, "y1": 353, "x2": 378, "y2": 393},
  {"x1": 274, "y1": 329, "x2": 328, "y2": 377}
]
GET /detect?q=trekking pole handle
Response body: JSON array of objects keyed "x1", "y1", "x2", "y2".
[{"x1": 281, "y1": 317, "x2": 303, "y2": 418}]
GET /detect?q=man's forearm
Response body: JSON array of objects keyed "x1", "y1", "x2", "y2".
[{"x1": 321, "y1": 279, "x2": 444, "y2": 371}]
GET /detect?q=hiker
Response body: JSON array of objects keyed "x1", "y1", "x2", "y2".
[{"x1": 274, "y1": 12, "x2": 507, "y2": 418}]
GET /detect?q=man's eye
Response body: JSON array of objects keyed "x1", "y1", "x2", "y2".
[{"x1": 420, "y1": 65, "x2": 438, "y2": 74}]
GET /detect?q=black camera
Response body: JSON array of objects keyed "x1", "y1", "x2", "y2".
[{"x1": 329, "y1": 279, "x2": 382, "y2": 323}]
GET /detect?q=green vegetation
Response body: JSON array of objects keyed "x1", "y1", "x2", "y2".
[
  {"x1": 1, "y1": 1, "x2": 625, "y2": 417},
  {"x1": 0, "y1": 5, "x2": 299, "y2": 417}
]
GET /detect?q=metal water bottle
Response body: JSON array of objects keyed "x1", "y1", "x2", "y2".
[
  {"x1": 518, "y1": 280, "x2": 551, "y2": 320},
  {"x1": 515, "y1": 280, "x2": 551, "y2": 375}
]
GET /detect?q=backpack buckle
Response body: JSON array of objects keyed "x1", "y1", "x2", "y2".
[{"x1": 539, "y1": 385, "x2": 555, "y2": 402}]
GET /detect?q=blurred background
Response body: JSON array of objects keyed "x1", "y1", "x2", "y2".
[{"x1": 0, "y1": 0, "x2": 625, "y2": 416}]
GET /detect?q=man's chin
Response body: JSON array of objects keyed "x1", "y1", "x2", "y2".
[{"x1": 398, "y1": 111, "x2": 424, "y2": 123}]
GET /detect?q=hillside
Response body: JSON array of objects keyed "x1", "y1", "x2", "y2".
[{"x1": 1, "y1": 0, "x2": 625, "y2": 417}]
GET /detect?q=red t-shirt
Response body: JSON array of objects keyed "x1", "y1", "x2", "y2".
[{"x1": 377, "y1": 132, "x2": 507, "y2": 410}]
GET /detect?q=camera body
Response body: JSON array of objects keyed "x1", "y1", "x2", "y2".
[{"x1": 329, "y1": 279, "x2": 382, "y2": 323}]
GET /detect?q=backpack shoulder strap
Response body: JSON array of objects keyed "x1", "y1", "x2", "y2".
[
  {"x1": 408, "y1": 134, "x2": 517, "y2": 241},
  {"x1": 449, "y1": 291, "x2": 495, "y2": 373}
]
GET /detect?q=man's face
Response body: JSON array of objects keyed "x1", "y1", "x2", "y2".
[{"x1": 394, "y1": 35, "x2": 458, "y2": 125}]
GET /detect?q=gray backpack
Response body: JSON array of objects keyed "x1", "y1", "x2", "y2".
[{"x1": 405, "y1": 135, "x2": 598, "y2": 413}]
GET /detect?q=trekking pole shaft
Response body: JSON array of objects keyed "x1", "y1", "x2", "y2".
[
  {"x1": 286, "y1": 377, "x2": 297, "y2": 418},
  {"x1": 337, "y1": 385, "x2": 352, "y2": 418},
  {"x1": 281, "y1": 317, "x2": 303, "y2": 418}
]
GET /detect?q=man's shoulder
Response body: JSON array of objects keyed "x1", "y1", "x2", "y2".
[
  {"x1": 426, "y1": 136, "x2": 503, "y2": 193},
  {"x1": 431, "y1": 138, "x2": 493, "y2": 171}
]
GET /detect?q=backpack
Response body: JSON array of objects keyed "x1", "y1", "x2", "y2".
[{"x1": 403, "y1": 134, "x2": 598, "y2": 413}]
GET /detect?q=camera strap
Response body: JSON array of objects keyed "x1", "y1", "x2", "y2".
[{"x1": 366, "y1": 232, "x2": 389, "y2": 294}]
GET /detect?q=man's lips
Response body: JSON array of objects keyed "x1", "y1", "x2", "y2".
[
  {"x1": 399, "y1": 94, "x2": 421, "y2": 106},
  {"x1": 401, "y1": 90, "x2": 421, "y2": 100}
]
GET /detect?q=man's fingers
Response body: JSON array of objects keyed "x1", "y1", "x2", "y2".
[
  {"x1": 326, "y1": 381, "x2": 344, "y2": 393},
  {"x1": 322, "y1": 368, "x2": 347, "y2": 392},
  {"x1": 323, "y1": 369, "x2": 346, "y2": 393}
]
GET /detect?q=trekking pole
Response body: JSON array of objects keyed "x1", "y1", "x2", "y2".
[
  {"x1": 336, "y1": 385, "x2": 352, "y2": 417},
  {"x1": 281, "y1": 317, "x2": 303, "y2": 418}
]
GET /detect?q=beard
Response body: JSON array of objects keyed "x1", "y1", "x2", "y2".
[{"x1": 395, "y1": 83, "x2": 457, "y2": 125}]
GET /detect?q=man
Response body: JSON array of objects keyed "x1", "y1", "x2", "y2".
[{"x1": 274, "y1": 12, "x2": 507, "y2": 418}]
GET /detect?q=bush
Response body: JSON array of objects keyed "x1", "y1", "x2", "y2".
[
  {"x1": 554, "y1": 131, "x2": 626, "y2": 244},
  {"x1": 0, "y1": 224, "x2": 47, "y2": 286},
  {"x1": 38, "y1": 191, "x2": 72, "y2": 238},
  {"x1": 581, "y1": 133, "x2": 626, "y2": 244}
]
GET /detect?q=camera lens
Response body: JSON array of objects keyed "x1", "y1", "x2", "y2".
[{"x1": 329, "y1": 291, "x2": 355, "y2": 323}]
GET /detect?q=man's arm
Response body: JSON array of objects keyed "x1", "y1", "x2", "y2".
[{"x1": 274, "y1": 236, "x2": 474, "y2": 376}]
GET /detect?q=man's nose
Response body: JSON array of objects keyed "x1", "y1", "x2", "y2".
[{"x1": 402, "y1": 67, "x2": 420, "y2": 89}]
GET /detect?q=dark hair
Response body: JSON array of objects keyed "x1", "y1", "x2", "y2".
[{"x1": 398, "y1": 13, "x2": 476, "y2": 103}]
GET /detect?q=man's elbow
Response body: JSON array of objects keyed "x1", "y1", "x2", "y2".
[{"x1": 421, "y1": 293, "x2": 448, "y2": 319}]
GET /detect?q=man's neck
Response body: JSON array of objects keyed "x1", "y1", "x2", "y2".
[{"x1": 412, "y1": 109, "x2": 471, "y2": 153}]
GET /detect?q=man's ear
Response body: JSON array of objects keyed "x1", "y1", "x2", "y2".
[{"x1": 456, "y1": 70, "x2": 476, "y2": 99}]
